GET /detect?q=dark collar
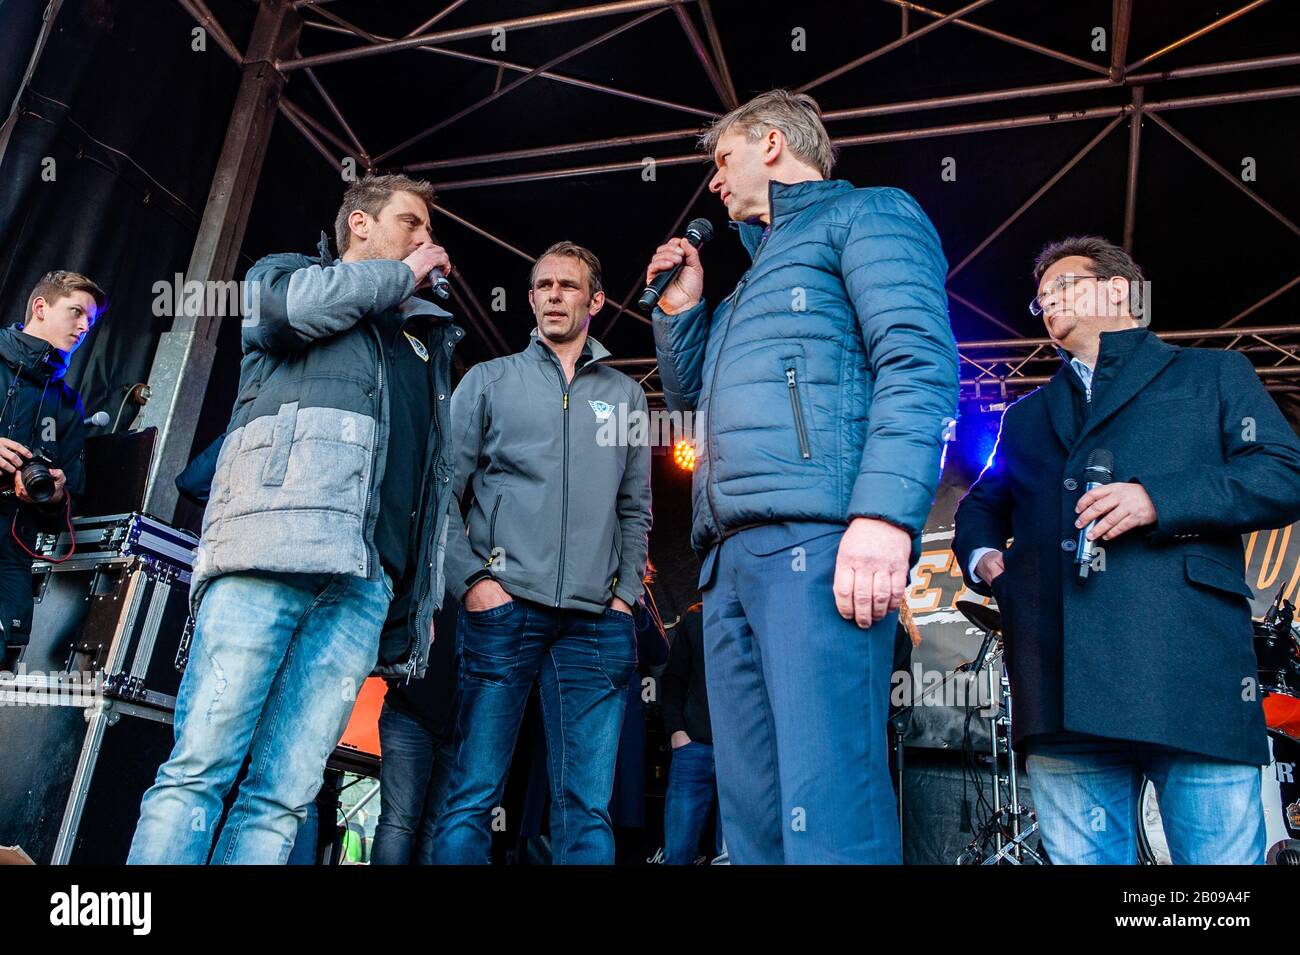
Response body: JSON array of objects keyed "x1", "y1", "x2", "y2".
[
  {"x1": 0, "y1": 326, "x2": 63, "y2": 382},
  {"x1": 1043, "y1": 326, "x2": 1174, "y2": 450},
  {"x1": 1054, "y1": 324, "x2": 1150, "y2": 369}
]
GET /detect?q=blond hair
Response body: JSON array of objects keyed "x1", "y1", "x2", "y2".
[
  {"x1": 27, "y1": 270, "x2": 106, "y2": 320},
  {"x1": 700, "y1": 89, "x2": 835, "y2": 178}
]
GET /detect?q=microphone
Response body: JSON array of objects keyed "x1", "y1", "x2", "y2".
[
  {"x1": 638, "y1": 218, "x2": 714, "y2": 314},
  {"x1": 428, "y1": 268, "x2": 450, "y2": 301},
  {"x1": 1076, "y1": 448, "x2": 1114, "y2": 579},
  {"x1": 84, "y1": 411, "x2": 110, "y2": 427}
]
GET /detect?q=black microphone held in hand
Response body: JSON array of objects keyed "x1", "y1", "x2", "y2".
[
  {"x1": 638, "y1": 218, "x2": 714, "y2": 313},
  {"x1": 1076, "y1": 448, "x2": 1114, "y2": 579}
]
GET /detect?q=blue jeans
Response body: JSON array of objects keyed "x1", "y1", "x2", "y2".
[
  {"x1": 663, "y1": 741, "x2": 721, "y2": 864},
  {"x1": 430, "y1": 598, "x2": 636, "y2": 865},
  {"x1": 1024, "y1": 734, "x2": 1266, "y2": 864},
  {"x1": 703, "y1": 523, "x2": 900, "y2": 864},
  {"x1": 127, "y1": 570, "x2": 393, "y2": 865},
  {"x1": 371, "y1": 703, "x2": 456, "y2": 865}
]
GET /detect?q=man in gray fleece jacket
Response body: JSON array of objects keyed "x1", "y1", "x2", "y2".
[{"x1": 432, "y1": 241, "x2": 652, "y2": 864}]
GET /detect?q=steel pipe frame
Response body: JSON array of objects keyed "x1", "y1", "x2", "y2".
[
  {"x1": 372, "y1": 7, "x2": 669, "y2": 165},
  {"x1": 178, "y1": 2, "x2": 1300, "y2": 374},
  {"x1": 304, "y1": 67, "x2": 368, "y2": 165},
  {"x1": 879, "y1": 0, "x2": 1109, "y2": 77},
  {"x1": 697, "y1": 0, "x2": 737, "y2": 109},
  {"x1": 958, "y1": 324, "x2": 1300, "y2": 399},
  {"x1": 140, "y1": 0, "x2": 302, "y2": 520},
  {"x1": 673, "y1": 2, "x2": 736, "y2": 109},
  {"x1": 1143, "y1": 108, "x2": 1300, "y2": 239},
  {"x1": 946, "y1": 113, "x2": 1127, "y2": 280},
  {"x1": 1125, "y1": 0, "x2": 1273, "y2": 74},
  {"x1": 1122, "y1": 85, "x2": 1142, "y2": 251},
  {"x1": 282, "y1": 95, "x2": 357, "y2": 160},
  {"x1": 286, "y1": 0, "x2": 1299, "y2": 180},
  {"x1": 300, "y1": 15, "x2": 718, "y2": 121},
  {"x1": 1110, "y1": 0, "x2": 1133, "y2": 82},
  {"x1": 403, "y1": 0, "x2": 472, "y2": 40},
  {"x1": 413, "y1": 53, "x2": 1300, "y2": 183},
  {"x1": 796, "y1": 0, "x2": 999, "y2": 93},
  {"x1": 278, "y1": 98, "x2": 344, "y2": 172},
  {"x1": 277, "y1": 0, "x2": 698, "y2": 72},
  {"x1": 177, "y1": 0, "x2": 243, "y2": 65},
  {"x1": 420, "y1": 80, "x2": 1300, "y2": 191}
]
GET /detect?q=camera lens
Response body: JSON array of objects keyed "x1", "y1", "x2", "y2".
[{"x1": 21, "y1": 460, "x2": 54, "y2": 503}]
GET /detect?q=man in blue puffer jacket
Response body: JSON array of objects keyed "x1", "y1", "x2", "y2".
[{"x1": 649, "y1": 90, "x2": 958, "y2": 864}]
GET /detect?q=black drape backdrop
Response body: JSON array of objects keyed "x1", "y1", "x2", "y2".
[
  {"x1": 0, "y1": 0, "x2": 50, "y2": 121},
  {"x1": 0, "y1": 0, "x2": 252, "y2": 437}
]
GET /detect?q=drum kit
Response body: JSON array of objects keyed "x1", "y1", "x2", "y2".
[
  {"x1": 952, "y1": 599, "x2": 1044, "y2": 865},
  {"x1": 952, "y1": 589, "x2": 1300, "y2": 865}
]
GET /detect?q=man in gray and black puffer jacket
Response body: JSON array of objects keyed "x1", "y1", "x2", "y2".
[{"x1": 129, "y1": 174, "x2": 463, "y2": 865}]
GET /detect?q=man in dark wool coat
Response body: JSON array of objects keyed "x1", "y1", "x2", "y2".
[{"x1": 954, "y1": 235, "x2": 1300, "y2": 865}]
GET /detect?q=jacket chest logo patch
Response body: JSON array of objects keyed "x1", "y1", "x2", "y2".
[
  {"x1": 588, "y1": 399, "x2": 614, "y2": 421},
  {"x1": 404, "y1": 331, "x2": 429, "y2": 362}
]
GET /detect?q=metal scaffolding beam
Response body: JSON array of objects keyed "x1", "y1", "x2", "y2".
[
  {"x1": 139, "y1": 0, "x2": 302, "y2": 521},
  {"x1": 400, "y1": 51, "x2": 1300, "y2": 182},
  {"x1": 372, "y1": 7, "x2": 666, "y2": 164},
  {"x1": 880, "y1": 0, "x2": 1110, "y2": 77},
  {"x1": 160, "y1": 0, "x2": 1300, "y2": 415},
  {"x1": 300, "y1": 15, "x2": 717, "y2": 120},
  {"x1": 420, "y1": 80, "x2": 1300, "y2": 191},
  {"x1": 277, "y1": 0, "x2": 695, "y2": 72}
]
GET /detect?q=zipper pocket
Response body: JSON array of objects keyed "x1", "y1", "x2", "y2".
[
  {"x1": 785, "y1": 367, "x2": 812, "y2": 460},
  {"x1": 487, "y1": 494, "x2": 502, "y2": 565}
]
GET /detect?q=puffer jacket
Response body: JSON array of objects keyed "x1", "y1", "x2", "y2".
[
  {"x1": 652, "y1": 180, "x2": 959, "y2": 563},
  {"x1": 191, "y1": 234, "x2": 463, "y2": 680}
]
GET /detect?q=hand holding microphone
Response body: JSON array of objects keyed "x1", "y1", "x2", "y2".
[
  {"x1": 641, "y1": 218, "x2": 713, "y2": 314},
  {"x1": 1075, "y1": 449, "x2": 1113, "y2": 579},
  {"x1": 403, "y1": 242, "x2": 453, "y2": 300},
  {"x1": 1073, "y1": 450, "x2": 1159, "y2": 579}
]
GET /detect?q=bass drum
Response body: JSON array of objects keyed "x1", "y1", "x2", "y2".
[{"x1": 1138, "y1": 731, "x2": 1300, "y2": 864}]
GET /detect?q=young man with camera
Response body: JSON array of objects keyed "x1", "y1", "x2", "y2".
[{"x1": 0, "y1": 270, "x2": 99, "y2": 657}]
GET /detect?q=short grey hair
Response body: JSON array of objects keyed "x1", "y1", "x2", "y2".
[{"x1": 700, "y1": 89, "x2": 835, "y2": 178}]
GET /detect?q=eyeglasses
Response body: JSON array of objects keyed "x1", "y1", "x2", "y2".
[{"x1": 1029, "y1": 273, "x2": 1106, "y2": 317}]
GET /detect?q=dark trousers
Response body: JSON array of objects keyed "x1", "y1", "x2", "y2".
[
  {"x1": 431, "y1": 598, "x2": 637, "y2": 865},
  {"x1": 703, "y1": 523, "x2": 900, "y2": 864},
  {"x1": 372, "y1": 703, "x2": 456, "y2": 865},
  {"x1": 663, "y1": 741, "x2": 721, "y2": 864}
]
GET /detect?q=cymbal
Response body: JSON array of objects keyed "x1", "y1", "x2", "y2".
[{"x1": 956, "y1": 599, "x2": 1001, "y2": 634}]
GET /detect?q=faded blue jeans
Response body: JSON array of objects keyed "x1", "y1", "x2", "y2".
[
  {"x1": 127, "y1": 570, "x2": 392, "y2": 865},
  {"x1": 1024, "y1": 733, "x2": 1266, "y2": 865},
  {"x1": 430, "y1": 598, "x2": 636, "y2": 865}
]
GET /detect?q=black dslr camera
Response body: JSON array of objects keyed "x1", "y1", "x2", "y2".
[{"x1": 0, "y1": 448, "x2": 58, "y2": 503}]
